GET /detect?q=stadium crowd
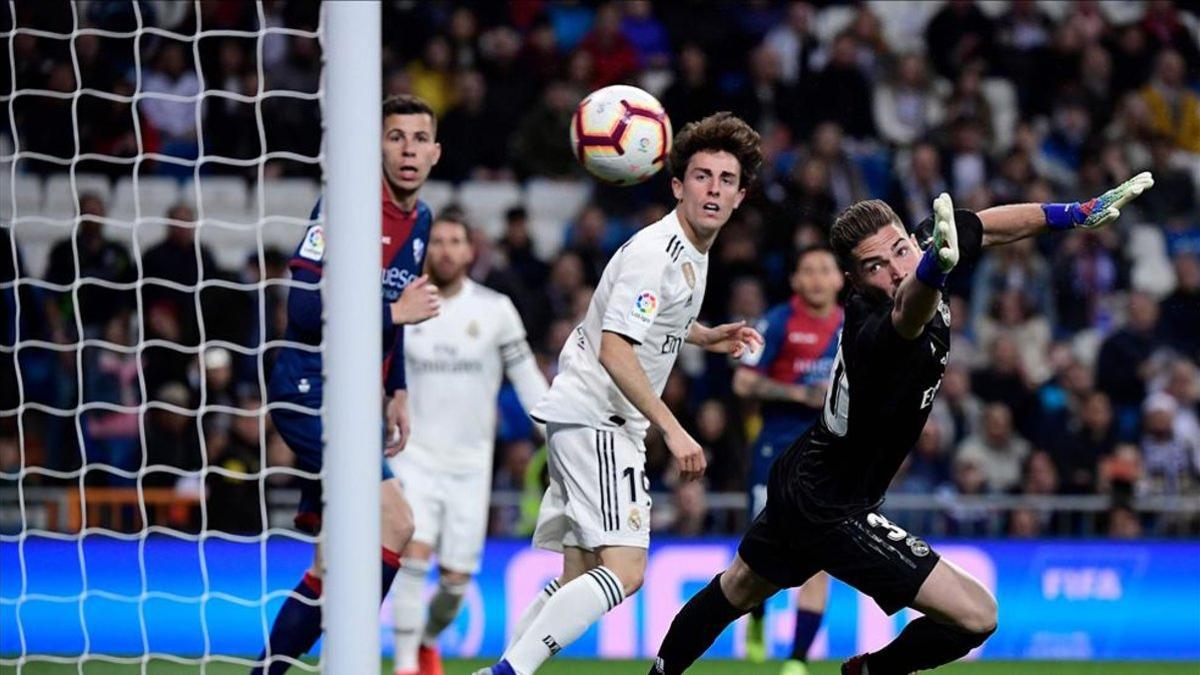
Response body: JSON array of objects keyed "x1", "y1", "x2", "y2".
[{"x1": 2, "y1": 0, "x2": 1199, "y2": 539}]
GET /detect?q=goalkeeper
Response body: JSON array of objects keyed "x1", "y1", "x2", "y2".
[{"x1": 649, "y1": 174, "x2": 1154, "y2": 675}]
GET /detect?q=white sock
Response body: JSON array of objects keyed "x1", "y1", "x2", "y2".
[
  {"x1": 391, "y1": 558, "x2": 429, "y2": 673},
  {"x1": 503, "y1": 567, "x2": 625, "y2": 675},
  {"x1": 506, "y1": 578, "x2": 561, "y2": 650},
  {"x1": 421, "y1": 576, "x2": 469, "y2": 646}
]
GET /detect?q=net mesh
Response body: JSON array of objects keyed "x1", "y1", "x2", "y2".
[{"x1": 2, "y1": 1, "x2": 327, "y2": 669}]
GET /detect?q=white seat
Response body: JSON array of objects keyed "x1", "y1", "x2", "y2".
[
  {"x1": 420, "y1": 180, "x2": 456, "y2": 217},
  {"x1": 260, "y1": 177, "x2": 321, "y2": 220},
  {"x1": 1127, "y1": 223, "x2": 1175, "y2": 297},
  {"x1": 187, "y1": 176, "x2": 252, "y2": 224},
  {"x1": 458, "y1": 180, "x2": 522, "y2": 240},
  {"x1": 109, "y1": 176, "x2": 182, "y2": 222},
  {"x1": 6, "y1": 173, "x2": 43, "y2": 220},
  {"x1": 982, "y1": 78, "x2": 1018, "y2": 153},
  {"x1": 198, "y1": 222, "x2": 260, "y2": 271},
  {"x1": 43, "y1": 173, "x2": 112, "y2": 219},
  {"x1": 529, "y1": 217, "x2": 568, "y2": 260},
  {"x1": 526, "y1": 178, "x2": 592, "y2": 224}
]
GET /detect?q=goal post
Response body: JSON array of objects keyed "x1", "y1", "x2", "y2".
[{"x1": 321, "y1": 2, "x2": 382, "y2": 673}]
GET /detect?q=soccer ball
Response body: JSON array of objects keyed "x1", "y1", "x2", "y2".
[{"x1": 570, "y1": 84, "x2": 672, "y2": 186}]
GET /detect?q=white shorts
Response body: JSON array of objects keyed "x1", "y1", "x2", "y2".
[
  {"x1": 390, "y1": 453, "x2": 491, "y2": 574},
  {"x1": 533, "y1": 422, "x2": 651, "y2": 552}
]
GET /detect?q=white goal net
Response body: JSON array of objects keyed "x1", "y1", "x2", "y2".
[{"x1": 1, "y1": 1, "x2": 347, "y2": 670}]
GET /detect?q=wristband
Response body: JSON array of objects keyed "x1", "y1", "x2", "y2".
[
  {"x1": 1042, "y1": 200, "x2": 1096, "y2": 230},
  {"x1": 914, "y1": 246, "x2": 948, "y2": 289}
]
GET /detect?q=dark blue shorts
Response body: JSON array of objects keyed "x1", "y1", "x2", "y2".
[{"x1": 270, "y1": 393, "x2": 393, "y2": 535}]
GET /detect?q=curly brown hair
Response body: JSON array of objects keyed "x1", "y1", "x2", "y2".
[{"x1": 668, "y1": 112, "x2": 763, "y2": 189}]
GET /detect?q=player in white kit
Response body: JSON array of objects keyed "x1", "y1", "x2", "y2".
[
  {"x1": 389, "y1": 215, "x2": 549, "y2": 675},
  {"x1": 476, "y1": 112, "x2": 765, "y2": 675}
]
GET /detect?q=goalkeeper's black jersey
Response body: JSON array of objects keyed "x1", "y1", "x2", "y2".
[{"x1": 773, "y1": 210, "x2": 984, "y2": 525}]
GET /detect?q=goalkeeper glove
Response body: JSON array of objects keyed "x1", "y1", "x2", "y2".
[
  {"x1": 915, "y1": 193, "x2": 960, "y2": 289},
  {"x1": 1042, "y1": 171, "x2": 1155, "y2": 230}
]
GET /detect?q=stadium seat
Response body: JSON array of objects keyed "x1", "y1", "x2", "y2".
[
  {"x1": 260, "y1": 177, "x2": 321, "y2": 220},
  {"x1": 7, "y1": 173, "x2": 43, "y2": 220},
  {"x1": 43, "y1": 173, "x2": 112, "y2": 220},
  {"x1": 458, "y1": 180, "x2": 523, "y2": 239},
  {"x1": 189, "y1": 176, "x2": 253, "y2": 224},
  {"x1": 1128, "y1": 224, "x2": 1175, "y2": 296},
  {"x1": 529, "y1": 217, "x2": 567, "y2": 260},
  {"x1": 420, "y1": 179, "x2": 456, "y2": 217},
  {"x1": 526, "y1": 178, "x2": 592, "y2": 224},
  {"x1": 982, "y1": 78, "x2": 1019, "y2": 153},
  {"x1": 109, "y1": 176, "x2": 182, "y2": 222}
]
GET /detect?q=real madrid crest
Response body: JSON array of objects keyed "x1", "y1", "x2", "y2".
[
  {"x1": 628, "y1": 508, "x2": 642, "y2": 531},
  {"x1": 467, "y1": 320, "x2": 480, "y2": 338},
  {"x1": 937, "y1": 299, "x2": 951, "y2": 326},
  {"x1": 681, "y1": 261, "x2": 696, "y2": 289}
]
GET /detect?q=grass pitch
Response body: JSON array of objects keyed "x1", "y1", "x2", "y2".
[{"x1": 3, "y1": 660, "x2": 1198, "y2": 674}]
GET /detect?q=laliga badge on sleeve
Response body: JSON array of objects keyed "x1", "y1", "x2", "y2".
[{"x1": 299, "y1": 226, "x2": 325, "y2": 261}]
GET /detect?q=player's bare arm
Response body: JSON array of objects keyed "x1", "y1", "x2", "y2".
[
  {"x1": 385, "y1": 390, "x2": 408, "y2": 456},
  {"x1": 599, "y1": 330, "x2": 706, "y2": 481},
  {"x1": 732, "y1": 367, "x2": 824, "y2": 406},
  {"x1": 685, "y1": 320, "x2": 764, "y2": 358},
  {"x1": 978, "y1": 172, "x2": 1155, "y2": 248}
]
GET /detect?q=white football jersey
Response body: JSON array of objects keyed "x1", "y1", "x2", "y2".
[
  {"x1": 532, "y1": 209, "x2": 708, "y2": 439},
  {"x1": 404, "y1": 280, "x2": 547, "y2": 473}
]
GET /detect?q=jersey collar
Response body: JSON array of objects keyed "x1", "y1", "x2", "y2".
[{"x1": 665, "y1": 209, "x2": 706, "y2": 260}]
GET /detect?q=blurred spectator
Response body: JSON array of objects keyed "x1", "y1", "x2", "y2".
[
  {"x1": 890, "y1": 141, "x2": 948, "y2": 225},
  {"x1": 1049, "y1": 391, "x2": 1118, "y2": 495},
  {"x1": 667, "y1": 480, "x2": 713, "y2": 536},
  {"x1": 695, "y1": 399, "x2": 743, "y2": 492},
  {"x1": 17, "y1": 62, "x2": 76, "y2": 174},
  {"x1": 619, "y1": 1, "x2": 670, "y2": 70},
  {"x1": 1159, "y1": 359, "x2": 1200, "y2": 444},
  {"x1": 896, "y1": 418, "x2": 953, "y2": 494},
  {"x1": 42, "y1": 195, "x2": 135, "y2": 337},
  {"x1": 727, "y1": 44, "x2": 800, "y2": 142},
  {"x1": 203, "y1": 40, "x2": 261, "y2": 171},
  {"x1": 975, "y1": 291, "x2": 1052, "y2": 387},
  {"x1": 932, "y1": 362, "x2": 983, "y2": 447},
  {"x1": 995, "y1": 0, "x2": 1053, "y2": 109},
  {"x1": 263, "y1": 32, "x2": 321, "y2": 175},
  {"x1": 873, "y1": 52, "x2": 944, "y2": 147},
  {"x1": 971, "y1": 334, "x2": 1038, "y2": 440},
  {"x1": 1096, "y1": 292, "x2": 1165, "y2": 436},
  {"x1": 446, "y1": 6, "x2": 481, "y2": 71},
  {"x1": 1077, "y1": 43, "x2": 1117, "y2": 130},
  {"x1": 141, "y1": 204, "x2": 221, "y2": 345},
  {"x1": 482, "y1": 26, "x2": 538, "y2": 142},
  {"x1": 1021, "y1": 450, "x2": 1060, "y2": 495},
  {"x1": 81, "y1": 314, "x2": 141, "y2": 481},
  {"x1": 946, "y1": 118, "x2": 992, "y2": 201},
  {"x1": 500, "y1": 206, "x2": 551, "y2": 293},
  {"x1": 140, "y1": 42, "x2": 201, "y2": 169},
  {"x1": 405, "y1": 35, "x2": 455, "y2": 117},
  {"x1": 971, "y1": 237, "x2": 1055, "y2": 332},
  {"x1": 956, "y1": 402, "x2": 1032, "y2": 493},
  {"x1": 762, "y1": 1, "x2": 818, "y2": 86},
  {"x1": 1138, "y1": 134, "x2": 1198, "y2": 225},
  {"x1": 809, "y1": 32, "x2": 875, "y2": 139},
  {"x1": 1140, "y1": 392, "x2": 1199, "y2": 496},
  {"x1": 1039, "y1": 100, "x2": 1093, "y2": 185},
  {"x1": 807, "y1": 122, "x2": 868, "y2": 211},
  {"x1": 515, "y1": 19, "x2": 562, "y2": 89},
  {"x1": 143, "y1": 383, "x2": 201, "y2": 488},
  {"x1": 1109, "y1": 24, "x2": 1157, "y2": 100},
  {"x1": 942, "y1": 60, "x2": 994, "y2": 145},
  {"x1": 941, "y1": 452, "x2": 993, "y2": 536},
  {"x1": 204, "y1": 394, "x2": 266, "y2": 534},
  {"x1": 564, "y1": 204, "x2": 613, "y2": 285},
  {"x1": 1098, "y1": 443, "x2": 1143, "y2": 499},
  {"x1": 578, "y1": 3, "x2": 638, "y2": 88},
  {"x1": 783, "y1": 157, "x2": 836, "y2": 231},
  {"x1": 1138, "y1": 49, "x2": 1200, "y2": 154},
  {"x1": 1106, "y1": 505, "x2": 1143, "y2": 539},
  {"x1": 1139, "y1": 0, "x2": 1200, "y2": 69},
  {"x1": 924, "y1": 0, "x2": 995, "y2": 80},
  {"x1": 1052, "y1": 228, "x2": 1128, "y2": 333},
  {"x1": 433, "y1": 70, "x2": 511, "y2": 183},
  {"x1": 511, "y1": 80, "x2": 579, "y2": 179},
  {"x1": 661, "y1": 43, "x2": 723, "y2": 131}
]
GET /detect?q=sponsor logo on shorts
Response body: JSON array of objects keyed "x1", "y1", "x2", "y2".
[
  {"x1": 542, "y1": 635, "x2": 562, "y2": 655},
  {"x1": 297, "y1": 378, "x2": 311, "y2": 394},
  {"x1": 654, "y1": 657, "x2": 666, "y2": 673}
]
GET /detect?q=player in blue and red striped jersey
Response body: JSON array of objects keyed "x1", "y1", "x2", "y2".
[
  {"x1": 253, "y1": 94, "x2": 443, "y2": 675},
  {"x1": 732, "y1": 245, "x2": 843, "y2": 675}
]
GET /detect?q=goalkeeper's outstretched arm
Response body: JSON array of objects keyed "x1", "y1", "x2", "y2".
[{"x1": 978, "y1": 172, "x2": 1155, "y2": 248}]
